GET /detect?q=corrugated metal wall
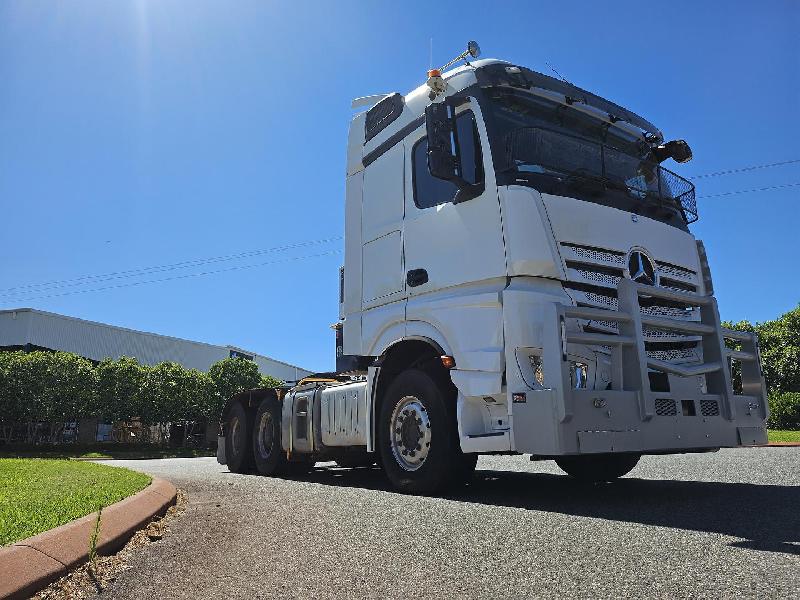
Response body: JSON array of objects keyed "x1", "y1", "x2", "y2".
[{"x1": 0, "y1": 309, "x2": 311, "y2": 381}]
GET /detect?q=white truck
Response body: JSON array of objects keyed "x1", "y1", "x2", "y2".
[{"x1": 218, "y1": 43, "x2": 768, "y2": 493}]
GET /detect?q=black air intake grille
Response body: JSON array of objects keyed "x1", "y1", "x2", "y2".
[
  {"x1": 700, "y1": 399, "x2": 720, "y2": 417},
  {"x1": 655, "y1": 398, "x2": 677, "y2": 416},
  {"x1": 365, "y1": 93, "x2": 404, "y2": 142}
]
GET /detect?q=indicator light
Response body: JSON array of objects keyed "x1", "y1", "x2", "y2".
[{"x1": 440, "y1": 355, "x2": 456, "y2": 369}]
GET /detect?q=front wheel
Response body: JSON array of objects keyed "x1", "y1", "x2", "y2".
[
  {"x1": 378, "y1": 368, "x2": 465, "y2": 494},
  {"x1": 555, "y1": 453, "x2": 640, "y2": 482}
]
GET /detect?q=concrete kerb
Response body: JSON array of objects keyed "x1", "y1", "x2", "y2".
[{"x1": 0, "y1": 477, "x2": 176, "y2": 600}]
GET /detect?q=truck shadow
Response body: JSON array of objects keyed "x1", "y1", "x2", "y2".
[{"x1": 301, "y1": 465, "x2": 800, "y2": 556}]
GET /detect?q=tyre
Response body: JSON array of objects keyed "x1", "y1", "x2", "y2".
[
  {"x1": 458, "y1": 453, "x2": 479, "y2": 481},
  {"x1": 225, "y1": 401, "x2": 254, "y2": 474},
  {"x1": 378, "y1": 368, "x2": 465, "y2": 494},
  {"x1": 555, "y1": 453, "x2": 640, "y2": 483},
  {"x1": 252, "y1": 395, "x2": 288, "y2": 476}
]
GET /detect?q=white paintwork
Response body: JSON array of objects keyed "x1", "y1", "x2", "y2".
[
  {"x1": 541, "y1": 193, "x2": 701, "y2": 272},
  {"x1": 402, "y1": 100, "x2": 506, "y2": 297},
  {"x1": 332, "y1": 55, "x2": 766, "y2": 460},
  {"x1": 499, "y1": 186, "x2": 565, "y2": 279},
  {"x1": 362, "y1": 232, "x2": 404, "y2": 303}
]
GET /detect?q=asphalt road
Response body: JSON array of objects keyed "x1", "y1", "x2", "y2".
[{"x1": 100, "y1": 449, "x2": 799, "y2": 599}]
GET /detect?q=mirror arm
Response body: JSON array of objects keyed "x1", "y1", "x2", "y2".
[{"x1": 454, "y1": 182, "x2": 485, "y2": 204}]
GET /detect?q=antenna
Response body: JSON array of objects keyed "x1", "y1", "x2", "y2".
[
  {"x1": 545, "y1": 61, "x2": 571, "y2": 85},
  {"x1": 429, "y1": 37, "x2": 433, "y2": 71}
]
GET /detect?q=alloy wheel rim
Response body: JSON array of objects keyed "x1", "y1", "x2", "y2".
[{"x1": 389, "y1": 396, "x2": 432, "y2": 471}]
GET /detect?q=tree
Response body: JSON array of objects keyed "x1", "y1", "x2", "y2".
[
  {"x1": 756, "y1": 305, "x2": 800, "y2": 393},
  {"x1": 94, "y1": 357, "x2": 147, "y2": 422},
  {"x1": 5, "y1": 351, "x2": 97, "y2": 443},
  {"x1": 725, "y1": 305, "x2": 800, "y2": 394},
  {"x1": 261, "y1": 374, "x2": 284, "y2": 389},
  {"x1": 208, "y1": 358, "x2": 264, "y2": 419},
  {"x1": 139, "y1": 362, "x2": 186, "y2": 425},
  {"x1": 0, "y1": 352, "x2": 24, "y2": 443}
]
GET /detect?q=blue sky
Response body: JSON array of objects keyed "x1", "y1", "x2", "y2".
[{"x1": 1, "y1": 1, "x2": 798, "y2": 372}]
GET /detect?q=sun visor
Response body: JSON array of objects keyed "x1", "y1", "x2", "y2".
[{"x1": 475, "y1": 63, "x2": 661, "y2": 138}]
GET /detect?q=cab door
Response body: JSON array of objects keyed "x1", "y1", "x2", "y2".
[
  {"x1": 402, "y1": 100, "x2": 505, "y2": 297},
  {"x1": 361, "y1": 142, "x2": 406, "y2": 308}
]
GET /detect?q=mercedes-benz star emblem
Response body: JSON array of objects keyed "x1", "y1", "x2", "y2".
[{"x1": 628, "y1": 250, "x2": 656, "y2": 286}]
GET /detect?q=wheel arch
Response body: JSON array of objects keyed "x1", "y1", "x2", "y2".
[{"x1": 369, "y1": 336, "x2": 457, "y2": 451}]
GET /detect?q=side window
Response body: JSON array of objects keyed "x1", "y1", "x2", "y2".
[{"x1": 413, "y1": 110, "x2": 483, "y2": 209}]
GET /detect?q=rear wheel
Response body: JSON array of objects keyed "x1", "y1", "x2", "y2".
[
  {"x1": 225, "y1": 401, "x2": 254, "y2": 474},
  {"x1": 378, "y1": 368, "x2": 466, "y2": 494},
  {"x1": 252, "y1": 395, "x2": 288, "y2": 476},
  {"x1": 555, "y1": 453, "x2": 640, "y2": 482}
]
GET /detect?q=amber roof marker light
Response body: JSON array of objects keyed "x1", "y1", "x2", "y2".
[{"x1": 426, "y1": 41, "x2": 481, "y2": 98}]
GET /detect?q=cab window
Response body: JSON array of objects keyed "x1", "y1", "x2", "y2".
[{"x1": 412, "y1": 110, "x2": 483, "y2": 209}]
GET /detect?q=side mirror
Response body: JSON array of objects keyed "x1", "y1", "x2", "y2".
[
  {"x1": 666, "y1": 139, "x2": 693, "y2": 163},
  {"x1": 651, "y1": 139, "x2": 693, "y2": 164},
  {"x1": 424, "y1": 100, "x2": 485, "y2": 203},
  {"x1": 425, "y1": 101, "x2": 460, "y2": 181}
]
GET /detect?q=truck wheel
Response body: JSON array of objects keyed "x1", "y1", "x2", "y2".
[
  {"x1": 225, "y1": 401, "x2": 254, "y2": 473},
  {"x1": 378, "y1": 368, "x2": 462, "y2": 494},
  {"x1": 459, "y1": 453, "x2": 479, "y2": 482},
  {"x1": 555, "y1": 453, "x2": 640, "y2": 483},
  {"x1": 252, "y1": 395, "x2": 288, "y2": 476}
]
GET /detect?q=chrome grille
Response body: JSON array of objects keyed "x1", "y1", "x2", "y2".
[
  {"x1": 562, "y1": 243, "x2": 624, "y2": 265},
  {"x1": 574, "y1": 267, "x2": 621, "y2": 287},
  {"x1": 647, "y1": 347, "x2": 698, "y2": 362},
  {"x1": 562, "y1": 243, "x2": 704, "y2": 366},
  {"x1": 657, "y1": 261, "x2": 696, "y2": 281}
]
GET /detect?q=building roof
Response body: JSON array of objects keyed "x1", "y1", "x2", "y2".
[{"x1": 0, "y1": 307, "x2": 311, "y2": 381}]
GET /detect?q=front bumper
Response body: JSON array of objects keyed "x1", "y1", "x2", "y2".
[{"x1": 512, "y1": 279, "x2": 768, "y2": 455}]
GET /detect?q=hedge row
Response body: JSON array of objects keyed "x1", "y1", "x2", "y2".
[
  {"x1": 0, "y1": 351, "x2": 282, "y2": 444},
  {"x1": 768, "y1": 392, "x2": 800, "y2": 430}
]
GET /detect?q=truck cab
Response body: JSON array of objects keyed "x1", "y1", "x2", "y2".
[{"x1": 220, "y1": 49, "x2": 768, "y2": 493}]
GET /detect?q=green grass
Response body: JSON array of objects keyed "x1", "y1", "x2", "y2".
[
  {"x1": 768, "y1": 430, "x2": 800, "y2": 443},
  {"x1": 0, "y1": 443, "x2": 215, "y2": 460},
  {"x1": 0, "y1": 459, "x2": 151, "y2": 546}
]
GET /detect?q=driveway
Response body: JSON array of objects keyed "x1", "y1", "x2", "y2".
[{"x1": 100, "y1": 448, "x2": 799, "y2": 598}]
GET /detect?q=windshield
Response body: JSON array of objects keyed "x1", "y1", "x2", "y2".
[{"x1": 485, "y1": 88, "x2": 696, "y2": 229}]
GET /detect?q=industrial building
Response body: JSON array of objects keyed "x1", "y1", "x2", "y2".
[{"x1": 0, "y1": 308, "x2": 311, "y2": 382}]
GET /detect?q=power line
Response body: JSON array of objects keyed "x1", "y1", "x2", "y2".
[
  {"x1": 0, "y1": 236, "x2": 343, "y2": 298},
  {"x1": 0, "y1": 249, "x2": 343, "y2": 305},
  {"x1": 689, "y1": 159, "x2": 800, "y2": 180},
  {"x1": 697, "y1": 181, "x2": 800, "y2": 199}
]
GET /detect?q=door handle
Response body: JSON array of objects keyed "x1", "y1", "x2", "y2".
[{"x1": 406, "y1": 269, "x2": 428, "y2": 288}]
